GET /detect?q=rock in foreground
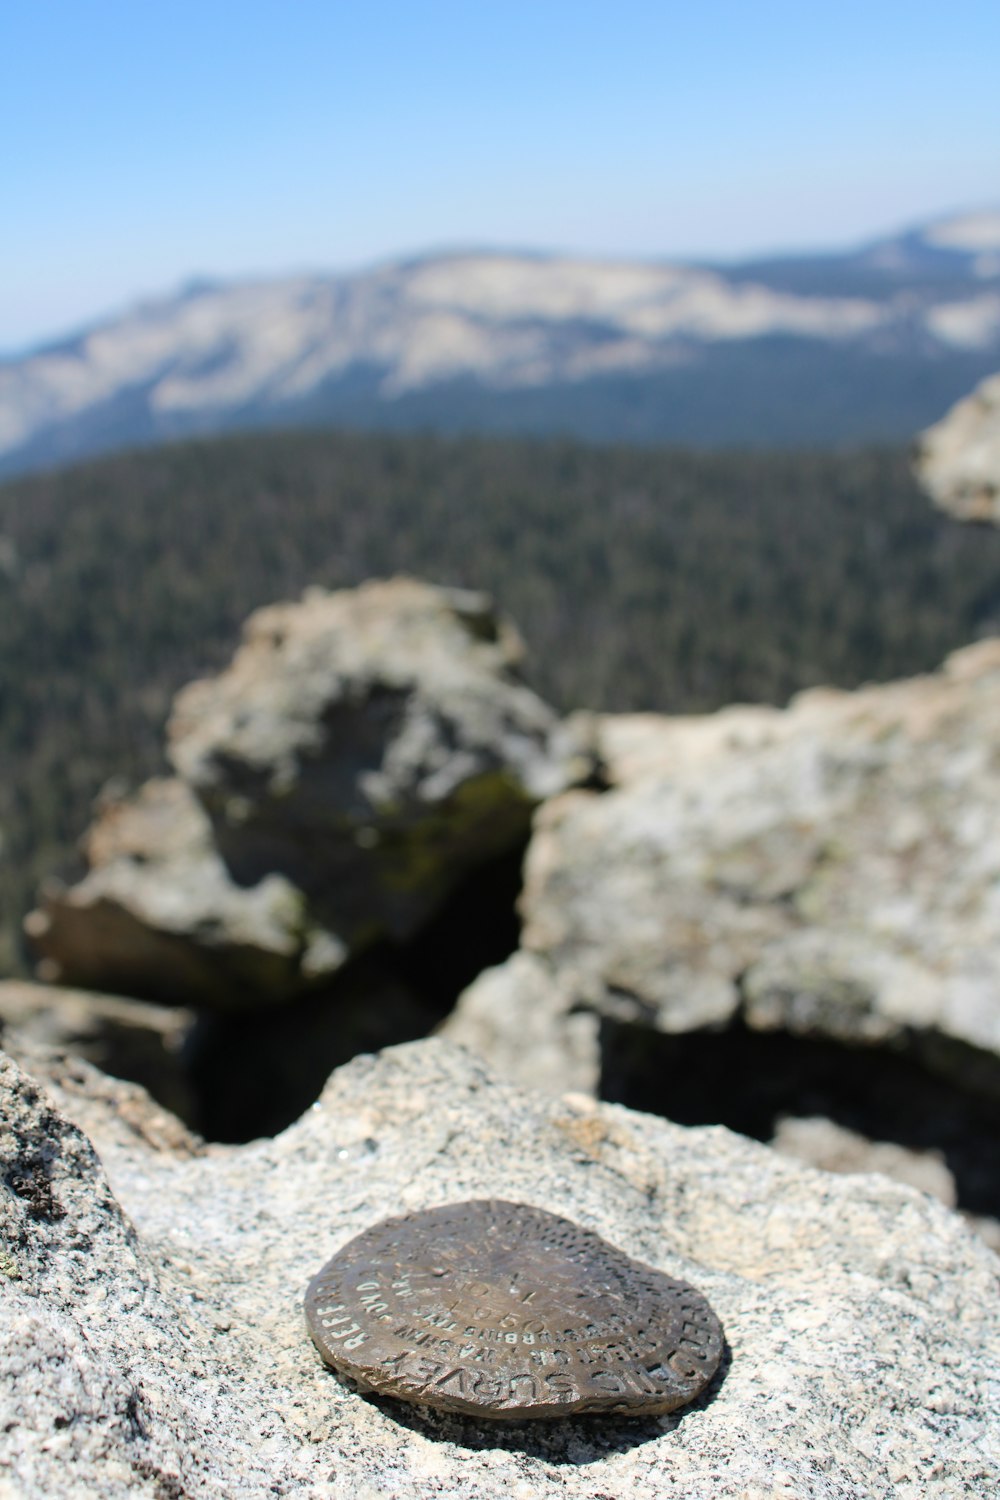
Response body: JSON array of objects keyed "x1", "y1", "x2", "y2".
[{"x1": 2, "y1": 1037, "x2": 998, "y2": 1498}]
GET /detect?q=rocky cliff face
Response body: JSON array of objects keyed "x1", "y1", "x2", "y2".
[{"x1": 2, "y1": 1037, "x2": 998, "y2": 1499}]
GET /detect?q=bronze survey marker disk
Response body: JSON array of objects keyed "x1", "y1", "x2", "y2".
[{"x1": 305, "y1": 1200, "x2": 723, "y2": 1420}]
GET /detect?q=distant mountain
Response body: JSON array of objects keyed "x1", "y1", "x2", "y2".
[{"x1": 2, "y1": 210, "x2": 1000, "y2": 472}]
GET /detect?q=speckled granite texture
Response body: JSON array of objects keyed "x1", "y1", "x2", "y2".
[{"x1": 2, "y1": 1037, "x2": 999, "y2": 1498}]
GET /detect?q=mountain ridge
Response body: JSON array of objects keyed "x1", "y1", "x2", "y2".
[{"x1": 3, "y1": 208, "x2": 999, "y2": 472}]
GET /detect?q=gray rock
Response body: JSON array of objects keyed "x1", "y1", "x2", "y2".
[
  {"x1": 770, "y1": 1114, "x2": 958, "y2": 1207},
  {"x1": 23, "y1": 835, "x2": 445, "y2": 1138},
  {"x1": 917, "y1": 369, "x2": 1000, "y2": 524},
  {"x1": 2, "y1": 1036, "x2": 999, "y2": 1498},
  {"x1": 28, "y1": 580, "x2": 585, "y2": 1008},
  {"x1": 770, "y1": 1115, "x2": 1000, "y2": 1254},
  {"x1": 449, "y1": 639, "x2": 1000, "y2": 1106},
  {"x1": 443, "y1": 951, "x2": 600, "y2": 1097},
  {"x1": 168, "y1": 577, "x2": 584, "y2": 943},
  {"x1": 4, "y1": 1032, "x2": 204, "y2": 1160}
]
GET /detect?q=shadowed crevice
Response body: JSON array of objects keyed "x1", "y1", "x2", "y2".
[
  {"x1": 184, "y1": 840, "x2": 527, "y2": 1141},
  {"x1": 598, "y1": 1017, "x2": 1000, "y2": 1220}
]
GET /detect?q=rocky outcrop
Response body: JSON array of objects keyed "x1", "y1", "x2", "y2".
[
  {"x1": 167, "y1": 578, "x2": 580, "y2": 937},
  {"x1": 450, "y1": 639, "x2": 1000, "y2": 1091},
  {"x1": 917, "y1": 368, "x2": 1000, "y2": 523},
  {"x1": 27, "y1": 580, "x2": 585, "y2": 1008},
  {"x1": 18, "y1": 574, "x2": 1000, "y2": 1233},
  {"x1": 445, "y1": 641, "x2": 1000, "y2": 1237},
  {"x1": 443, "y1": 950, "x2": 601, "y2": 1097},
  {"x1": 2, "y1": 1036, "x2": 998, "y2": 1498}
]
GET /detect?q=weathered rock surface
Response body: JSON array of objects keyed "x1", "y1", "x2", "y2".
[
  {"x1": 449, "y1": 639, "x2": 1000, "y2": 1102},
  {"x1": 766, "y1": 1114, "x2": 1000, "y2": 1253},
  {"x1": 2, "y1": 1036, "x2": 998, "y2": 1498},
  {"x1": 20, "y1": 785, "x2": 460, "y2": 1137},
  {"x1": 28, "y1": 579, "x2": 584, "y2": 1007},
  {"x1": 917, "y1": 369, "x2": 1000, "y2": 523}
]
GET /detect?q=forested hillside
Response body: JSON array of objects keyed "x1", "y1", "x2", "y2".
[{"x1": 3, "y1": 427, "x2": 1000, "y2": 970}]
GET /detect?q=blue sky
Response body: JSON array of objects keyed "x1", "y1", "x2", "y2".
[{"x1": 3, "y1": 0, "x2": 999, "y2": 352}]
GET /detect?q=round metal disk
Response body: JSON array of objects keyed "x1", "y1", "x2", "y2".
[{"x1": 304, "y1": 1199, "x2": 723, "y2": 1420}]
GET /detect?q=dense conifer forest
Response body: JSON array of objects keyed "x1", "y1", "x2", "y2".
[{"x1": 2, "y1": 427, "x2": 1000, "y2": 971}]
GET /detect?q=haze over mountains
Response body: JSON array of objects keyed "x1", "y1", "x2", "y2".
[{"x1": 3, "y1": 209, "x2": 1000, "y2": 473}]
